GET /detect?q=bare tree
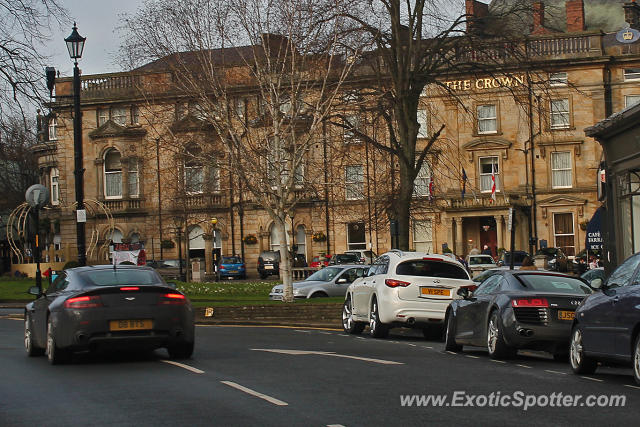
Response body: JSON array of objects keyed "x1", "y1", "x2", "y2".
[
  {"x1": 0, "y1": 115, "x2": 39, "y2": 211},
  {"x1": 119, "y1": 0, "x2": 357, "y2": 301}
]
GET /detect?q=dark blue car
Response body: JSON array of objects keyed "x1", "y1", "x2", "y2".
[
  {"x1": 219, "y1": 256, "x2": 246, "y2": 279},
  {"x1": 570, "y1": 252, "x2": 640, "y2": 384}
]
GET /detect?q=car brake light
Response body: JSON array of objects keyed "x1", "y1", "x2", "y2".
[
  {"x1": 511, "y1": 298, "x2": 549, "y2": 308},
  {"x1": 220, "y1": 265, "x2": 226, "y2": 270},
  {"x1": 159, "y1": 292, "x2": 187, "y2": 305},
  {"x1": 64, "y1": 295, "x2": 102, "y2": 309},
  {"x1": 120, "y1": 287, "x2": 139, "y2": 291},
  {"x1": 460, "y1": 284, "x2": 478, "y2": 292},
  {"x1": 385, "y1": 279, "x2": 411, "y2": 288}
]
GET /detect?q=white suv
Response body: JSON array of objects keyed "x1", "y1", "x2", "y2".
[{"x1": 342, "y1": 250, "x2": 474, "y2": 338}]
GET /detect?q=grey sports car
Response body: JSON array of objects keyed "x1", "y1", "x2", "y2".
[{"x1": 24, "y1": 265, "x2": 194, "y2": 364}]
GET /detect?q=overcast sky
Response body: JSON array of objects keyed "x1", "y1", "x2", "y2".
[{"x1": 45, "y1": 0, "x2": 144, "y2": 77}]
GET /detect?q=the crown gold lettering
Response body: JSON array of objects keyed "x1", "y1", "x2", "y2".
[{"x1": 623, "y1": 29, "x2": 634, "y2": 40}]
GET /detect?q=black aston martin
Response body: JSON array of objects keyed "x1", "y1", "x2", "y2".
[
  {"x1": 24, "y1": 265, "x2": 195, "y2": 364},
  {"x1": 444, "y1": 270, "x2": 591, "y2": 359}
]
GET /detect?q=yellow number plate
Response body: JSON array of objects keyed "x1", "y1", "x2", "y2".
[
  {"x1": 421, "y1": 287, "x2": 451, "y2": 297},
  {"x1": 558, "y1": 310, "x2": 575, "y2": 321},
  {"x1": 109, "y1": 319, "x2": 153, "y2": 331}
]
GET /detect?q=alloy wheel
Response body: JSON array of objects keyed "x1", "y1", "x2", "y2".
[
  {"x1": 369, "y1": 302, "x2": 378, "y2": 334},
  {"x1": 634, "y1": 337, "x2": 640, "y2": 384},
  {"x1": 570, "y1": 329, "x2": 583, "y2": 369},
  {"x1": 342, "y1": 299, "x2": 353, "y2": 331},
  {"x1": 487, "y1": 317, "x2": 498, "y2": 354}
]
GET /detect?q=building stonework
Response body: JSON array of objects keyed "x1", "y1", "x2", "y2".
[{"x1": 32, "y1": 1, "x2": 640, "y2": 277}]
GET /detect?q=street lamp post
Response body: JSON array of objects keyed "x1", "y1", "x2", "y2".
[
  {"x1": 211, "y1": 217, "x2": 218, "y2": 281},
  {"x1": 65, "y1": 23, "x2": 87, "y2": 266},
  {"x1": 173, "y1": 216, "x2": 185, "y2": 282}
]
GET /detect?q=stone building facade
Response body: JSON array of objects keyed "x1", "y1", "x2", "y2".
[{"x1": 30, "y1": 0, "x2": 640, "y2": 277}]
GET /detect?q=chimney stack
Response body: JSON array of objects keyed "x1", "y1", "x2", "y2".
[
  {"x1": 566, "y1": 0, "x2": 586, "y2": 33},
  {"x1": 624, "y1": 1, "x2": 640, "y2": 30},
  {"x1": 465, "y1": 0, "x2": 489, "y2": 33},
  {"x1": 531, "y1": 2, "x2": 550, "y2": 35}
]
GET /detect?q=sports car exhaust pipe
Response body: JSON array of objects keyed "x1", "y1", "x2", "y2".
[
  {"x1": 407, "y1": 317, "x2": 415, "y2": 325},
  {"x1": 517, "y1": 327, "x2": 534, "y2": 337}
]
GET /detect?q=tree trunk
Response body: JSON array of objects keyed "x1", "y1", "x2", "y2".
[
  {"x1": 275, "y1": 220, "x2": 294, "y2": 303},
  {"x1": 395, "y1": 159, "x2": 414, "y2": 251}
]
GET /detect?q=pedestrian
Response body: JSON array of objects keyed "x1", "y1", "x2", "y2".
[
  {"x1": 519, "y1": 256, "x2": 537, "y2": 270},
  {"x1": 43, "y1": 267, "x2": 53, "y2": 285},
  {"x1": 589, "y1": 256, "x2": 598, "y2": 270},
  {"x1": 575, "y1": 258, "x2": 587, "y2": 275},
  {"x1": 481, "y1": 244, "x2": 492, "y2": 256}
]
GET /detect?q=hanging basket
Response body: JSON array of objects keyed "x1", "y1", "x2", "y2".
[
  {"x1": 312, "y1": 231, "x2": 326, "y2": 242},
  {"x1": 161, "y1": 239, "x2": 175, "y2": 249},
  {"x1": 243, "y1": 234, "x2": 258, "y2": 245}
]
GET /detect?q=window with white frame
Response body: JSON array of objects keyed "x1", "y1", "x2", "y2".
[
  {"x1": 184, "y1": 145, "x2": 204, "y2": 194},
  {"x1": 625, "y1": 95, "x2": 640, "y2": 108},
  {"x1": 479, "y1": 156, "x2": 499, "y2": 193},
  {"x1": 131, "y1": 105, "x2": 140, "y2": 124},
  {"x1": 104, "y1": 149, "x2": 122, "y2": 198},
  {"x1": 624, "y1": 68, "x2": 640, "y2": 81},
  {"x1": 98, "y1": 108, "x2": 109, "y2": 126},
  {"x1": 112, "y1": 107, "x2": 127, "y2": 125},
  {"x1": 551, "y1": 151, "x2": 572, "y2": 188},
  {"x1": 128, "y1": 158, "x2": 139, "y2": 197},
  {"x1": 413, "y1": 161, "x2": 431, "y2": 197},
  {"x1": 295, "y1": 225, "x2": 306, "y2": 255},
  {"x1": 417, "y1": 109, "x2": 429, "y2": 138},
  {"x1": 345, "y1": 165, "x2": 364, "y2": 200},
  {"x1": 130, "y1": 233, "x2": 140, "y2": 243},
  {"x1": 48, "y1": 117, "x2": 58, "y2": 141},
  {"x1": 235, "y1": 98, "x2": 246, "y2": 117},
  {"x1": 266, "y1": 140, "x2": 302, "y2": 187},
  {"x1": 553, "y1": 212, "x2": 575, "y2": 256},
  {"x1": 269, "y1": 222, "x2": 290, "y2": 251},
  {"x1": 549, "y1": 72, "x2": 568, "y2": 86},
  {"x1": 209, "y1": 163, "x2": 221, "y2": 192},
  {"x1": 477, "y1": 104, "x2": 497, "y2": 134},
  {"x1": 413, "y1": 220, "x2": 433, "y2": 253},
  {"x1": 347, "y1": 222, "x2": 366, "y2": 250},
  {"x1": 344, "y1": 114, "x2": 361, "y2": 142},
  {"x1": 550, "y1": 99, "x2": 570, "y2": 129},
  {"x1": 50, "y1": 168, "x2": 60, "y2": 205}
]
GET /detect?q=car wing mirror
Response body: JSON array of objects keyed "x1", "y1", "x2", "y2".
[
  {"x1": 166, "y1": 282, "x2": 177, "y2": 289},
  {"x1": 456, "y1": 287, "x2": 470, "y2": 299},
  {"x1": 336, "y1": 277, "x2": 348, "y2": 284},
  {"x1": 28, "y1": 286, "x2": 41, "y2": 296}
]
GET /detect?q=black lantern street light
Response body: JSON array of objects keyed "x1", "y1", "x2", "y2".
[
  {"x1": 173, "y1": 216, "x2": 186, "y2": 282},
  {"x1": 65, "y1": 23, "x2": 87, "y2": 266}
]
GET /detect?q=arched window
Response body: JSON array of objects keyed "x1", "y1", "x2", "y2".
[
  {"x1": 128, "y1": 158, "x2": 139, "y2": 197},
  {"x1": 295, "y1": 225, "x2": 306, "y2": 255},
  {"x1": 270, "y1": 223, "x2": 281, "y2": 251},
  {"x1": 108, "y1": 229, "x2": 123, "y2": 243},
  {"x1": 50, "y1": 168, "x2": 60, "y2": 205},
  {"x1": 184, "y1": 144, "x2": 204, "y2": 194},
  {"x1": 104, "y1": 148, "x2": 122, "y2": 198},
  {"x1": 188, "y1": 225, "x2": 205, "y2": 250},
  {"x1": 130, "y1": 233, "x2": 140, "y2": 243}
]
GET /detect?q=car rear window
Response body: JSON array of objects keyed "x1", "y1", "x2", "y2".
[
  {"x1": 469, "y1": 256, "x2": 494, "y2": 265},
  {"x1": 222, "y1": 256, "x2": 242, "y2": 264},
  {"x1": 337, "y1": 254, "x2": 360, "y2": 262},
  {"x1": 516, "y1": 274, "x2": 591, "y2": 294},
  {"x1": 78, "y1": 270, "x2": 162, "y2": 286},
  {"x1": 395, "y1": 260, "x2": 469, "y2": 280}
]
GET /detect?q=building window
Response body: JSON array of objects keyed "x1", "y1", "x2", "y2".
[
  {"x1": 269, "y1": 222, "x2": 290, "y2": 251},
  {"x1": 235, "y1": 98, "x2": 246, "y2": 117},
  {"x1": 550, "y1": 98, "x2": 570, "y2": 129},
  {"x1": 413, "y1": 220, "x2": 433, "y2": 253},
  {"x1": 98, "y1": 108, "x2": 109, "y2": 126},
  {"x1": 48, "y1": 117, "x2": 57, "y2": 141},
  {"x1": 344, "y1": 114, "x2": 361, "y2": 143},
  {"x1": 128, "y1": 158, "x2": 139, "y2": 197},
  {"x1": 131, "y1": 105, "x2": 140, "y2": 124},
  {"x1": 413, "y1": 162, "x2": 431, "y2": 197},
  {"x1": 184, "y1": 145, "x2": 204, "y2": 194},
  {"x1": 104, "y1": 148, "x2": 122, "y2": 198},
  {"x1": 130, "y1": 233, "x2": 140, "y2": 243},
  {"x1": 479, "y1": 156, "x2": 499, "y2": 193},
  {"x1": 295, "y1": 225, "x2": 306, "y2": 256},
  {"x1": 50, "y1": 168, "x2": 60, "y2": 205},
  {"x1": 417, "y1": 109, "x2": 429, "y2": 138},
  {"x1": 347, "y1": 222, "x2": 366, "y2": 250},
  {"x1": 477, "y1": 104, "x2": 497, "y2": 134},
  {"x1": 625, "y1": 95, "x2": 640, "y2": 108},
  {"x1": 624, "y1": 68, "x2": 640, "y2": 81},
  {"x1": 112, "y1": 107, "x2": 127, "y2": 125},
  {"x1": 549, "y1": 72, "x2": 568, "y2": 86},
  {"x1": 553, "y1": 213, "x2": 575, "y2": 256},
  {"x1": 345, "y1": 165, "x2": 364, "y2": 200},
  {"x1": 551, "y1": 151, "x2": 572, "y2": 188}
]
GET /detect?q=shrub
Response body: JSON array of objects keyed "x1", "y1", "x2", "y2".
[{"x1": 63, "y1": 260, "x2": 80, "y2": 269}]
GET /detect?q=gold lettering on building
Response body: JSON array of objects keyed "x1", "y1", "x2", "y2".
[{"x1": 443, "y1": 75, "x2": 525, "y2": 91}]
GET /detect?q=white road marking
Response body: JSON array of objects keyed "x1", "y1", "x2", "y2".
[
  {"x1": 490, "y1": 359, "x2": 506, "y2": 364},
  {"x1": 319, "y1": 332, "x2": 332, "y2": 335},
  {"x1": 516, "y1": 364, "x2": 532, "y2": 369},
  {"x1": 422, "y1": 346, "x2": 433, "y2": 349},
  {"x1": 445, "y1": 351, "x2": 458, "y2": 355},
  {"x1": 624, "y1": 384, "x2": 640, "y2": 390},
  {"x1": 356, "y1": 337, "x2": 366, "y2": 340},
  {"x1": 220, "y1": 381, "x2": 288, "y2": 406},
  {"x1": 251, "y1": 348, "x2": 403, "y2": 365},
  {"x1": 327, "y1": 425, "x2": 346, "y2": 427},
  {"x1": 545, "y1": 370, "x2": 568, "y2": 375},
  {"x1": 407, "y1": 344, "x2": 417, "y2": 347},
  {"x1": 580, "y1": 376, "x2": 603, "y2": 382},
  {"x1": 160, "y1": 360, "x2": 204, "y2": 374},
  {"x1": 465, "y1": 355, "x2": 480, "y2": 359},
  {"x1": 294, "y1": 330, "x2": 312, "y2": 333}
]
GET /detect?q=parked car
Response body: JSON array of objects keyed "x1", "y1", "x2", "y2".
[
  {"x1": 345, "y1": 250, "x2": 377, "y2": 265},
  {"x1": 445, "y1": 270, "x2": 591, "y2": 359},
  {"x1": 269, "y1": 265, "x2": 368, "y2": 300},
  {"x1": 569, "y1": 252, "x2": 640, "y2": 384},
  {"x1": 341, "y1": 250, "x2": 474, "y2": 339},
  {"x1": 329, "y1": 253, "x2": 361, "y2": 265},
  {"x1": 310, "y1": 255, "x2": 331, "y2": 269},
  {"x1": 466, "y1": 254, "x2": 497, "y2": 274},
  {"x1": 147, "y1": 259, "x2": 186, "y2": 280},
  {"x1": 24, "y1": 265, "x2": 195, "y2": 364},
  {"x1": 219, "y1": 256, "x2": 246, "y2": 279},
  {"x1": 258, "y1": 251, "x2": 280, "y2": 279},
  {"x1": 497, "y1": 251, "x2": 529, "y2": 267},
  {"x1": 580, "y1": 267, "x2": 606, "y2": 286},
  {"x1": 535, "y1": 247, "x2": 570, "y2": 272}
]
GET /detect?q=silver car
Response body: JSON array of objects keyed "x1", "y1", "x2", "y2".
[
  {"x1": 269, "y1": 265, "x2": 368, "y2": 300},
  {"x1": 466, "y1": 254, "x2": 497, "y2": 274}
]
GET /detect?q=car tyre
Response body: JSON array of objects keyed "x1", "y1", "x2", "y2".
[
  {"x1": 569, "y1": 325, "x2": 597, "y2": 375},
  {"x1": 259, "y1": 273, "x2": 268, "y2": 280},
  {"x1": 487, "y1": 311, "x2": 516, "y2": 359},
  {"x1": 46, "y1": 317, "x2": 71, "y2": 365},
  {"x1": 168, "y1": 341, "x2": 194, "y2": 359},
  {"x1": 310, "y1": 292, "x2": 328, "y2": 298},
  {"x1": 633, "y1": 335, "x2": 640, "y2": 385},
  {"x1": 369, "y1": 298, "x2": 388, "y2": 338},
  {"x1": 24, "y1": 314, "x2": 44, "y2": 357},
  {"x1": 342, "y1": 297, "x2": 365, "y2": 334},
  {"x1": 444, "y1": 312, "x2": 463, "y2": 352}
]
